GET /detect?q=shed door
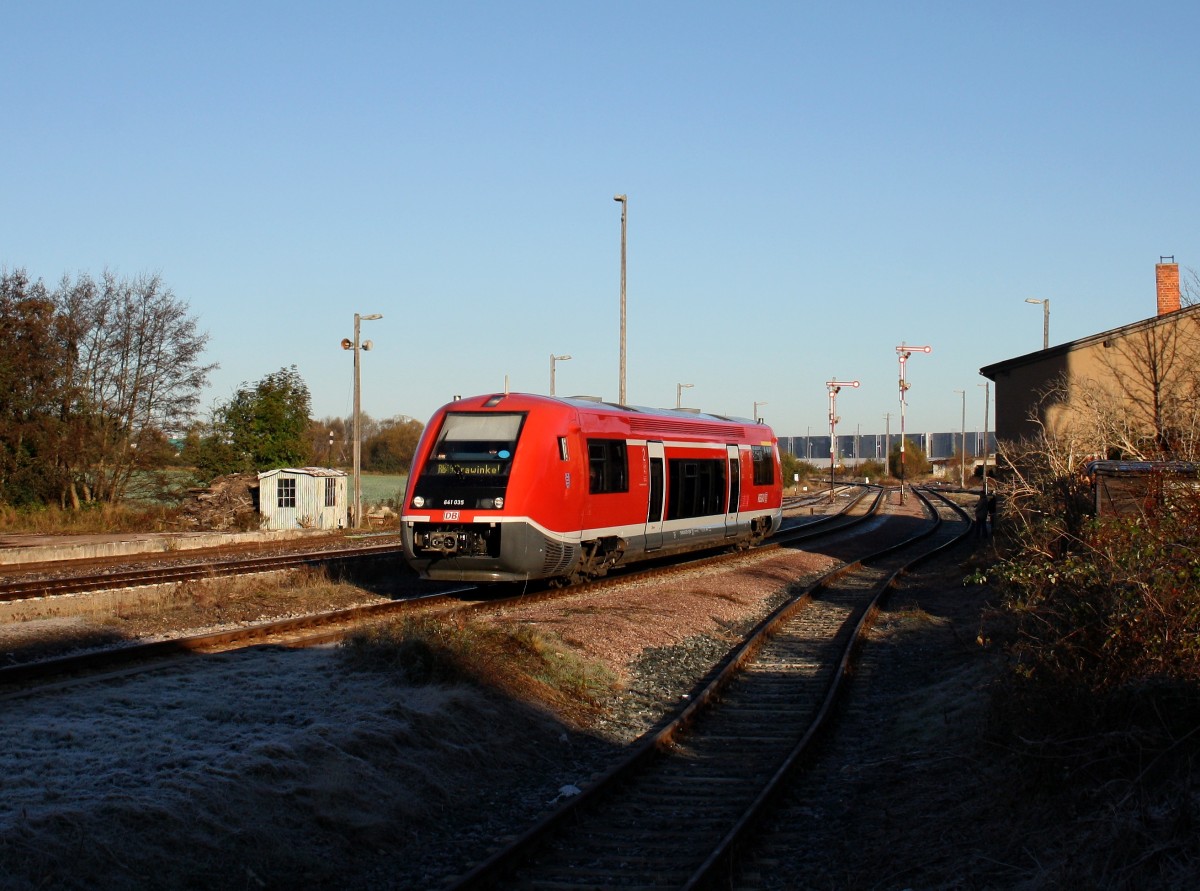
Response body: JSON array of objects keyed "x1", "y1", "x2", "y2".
[{"x1": 275, "y1": 475, "x2": 298, "y2": 529}]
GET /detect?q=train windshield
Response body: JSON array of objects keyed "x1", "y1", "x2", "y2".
[{"x1": 421, "y1": 412, "x2": 526, "y2": 481}]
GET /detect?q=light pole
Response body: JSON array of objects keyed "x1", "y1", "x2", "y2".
[
  {"x1": 896, "y1": 343, "x2": 932, "y2": 503},
  {"x1": 883, "y1": 413, "x2": 891, "y2": 474},
  {"x1": 341, "y1": 312, "x2": 382, "y2": 528},
  {"x1": 978, "y1": 380, "x2": 991, "y2": 495},
  {"x1": 955, "y1": 389, "x2": 966, "y2": 489},
  {"x1": 675, "y1": 382, "x2": 693, "y2": 409},
  {"x1": 614, "y1": 193, "x2": 628, "y2": 405},
  {"x1": 826, "y1": 379, "x2": 860, "y2": 502},
  {"x1": 550, "y1": 354, "x2": 571, "y2": 396},
  {"x1": 1025, "y1": 298, "x2": 1050, "y2": 350},
  {"x1": 753, "y1": 401, "x2": 767, "y2": 423}
]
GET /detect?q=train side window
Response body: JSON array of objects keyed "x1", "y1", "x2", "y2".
[
  {"x1": 667, "y1": 458, "x2": 726, "y2": 519},
  {"x1": 752, "y1": 445, "x2": 775, "y2": 486},
  {"x1": 558, "y1": 437, "x2": 569, "y2": 461},
  {"x1": 587, "y1": 439, "x2": 628, "y2": 493}
]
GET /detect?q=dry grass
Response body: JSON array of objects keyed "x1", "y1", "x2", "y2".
[
  {"x1": 0, "y1": 567, "x2": 379, "y2": 659},
  {"x1": 341, "y1": 615, "x2": 620, "y2": 726},
  {"x1": 0, "y1": 502, "x2": 182, "y2": 534}
]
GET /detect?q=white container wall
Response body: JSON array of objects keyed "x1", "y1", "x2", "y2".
[{"x1": 257, "y1": 468, "x2": 348, "y2": 530}]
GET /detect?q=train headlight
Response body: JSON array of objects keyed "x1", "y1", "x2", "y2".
[
  {"x1": 412, "y1": 496, "x2": 425, "y2": 508},
  {"x1": 494, "y1": 497, "x2": 504, "y2": 509},
  {"x1": 480, "y1": 496, "x2": 504, "y2": 509}
]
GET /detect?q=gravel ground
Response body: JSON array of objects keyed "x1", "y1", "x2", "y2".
[{"x1": 1, "y1": 519, "x2": 1017, "y2": 890}]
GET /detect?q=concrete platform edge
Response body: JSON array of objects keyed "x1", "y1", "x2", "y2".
[{"x1": 0, "y1": 529, "x2": 335, "y2": 566}]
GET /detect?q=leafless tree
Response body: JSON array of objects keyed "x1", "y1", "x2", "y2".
[
  {"x1": 1091, "y1": 312, "x2": 1200, "y2": 459},
  {"x1": 56, "y1": 271, "x2": 216, "y2": 505}
]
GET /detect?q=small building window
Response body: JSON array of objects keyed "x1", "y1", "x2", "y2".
[
  {"x1": 278, "y1": 477, "x2": 297, "y2": 508},
  {"x1": 325, "y1": 477, "x2": 337, "y2": 507}
]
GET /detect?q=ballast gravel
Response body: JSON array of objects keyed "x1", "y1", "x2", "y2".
[{"x1": 1, "y1": 512, "x2": 1018, "y2": 890}]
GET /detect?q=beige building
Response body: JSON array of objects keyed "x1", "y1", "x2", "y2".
[{"x1": 980, "y1": 261, "x2": 1200, "y2": 459}]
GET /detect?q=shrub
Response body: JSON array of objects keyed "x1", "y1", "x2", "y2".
[{"x1": 984, "y1": 468, "x2": 1200, "y2": 780}]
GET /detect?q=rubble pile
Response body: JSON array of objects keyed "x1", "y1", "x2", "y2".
[{"x1": 175, "y1": 473, "x2": 261, "y2": 531}]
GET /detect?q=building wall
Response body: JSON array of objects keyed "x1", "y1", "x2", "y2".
[
  {"x1": 987, "y1": 306, "x2": 1200, "y2": 452},
  {"x1": 258, "y1": 470, "x2": 348, "y2": 530}
]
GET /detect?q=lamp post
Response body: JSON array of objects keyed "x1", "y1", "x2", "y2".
[
  {"x1": 1025, "y1": 298, "x2": 1050, "y2": 350},
  {"x1": 341, "y1": 312, "x2": 382, "y2": 528},
  {"x1": 550, "y1": 354, "x2": 571, "y2": 396},
  {"x1": 883, "y1": 413, "x2": 891, "y2": 474},
  {"x1": 978, "y1": 380, "x2": 991, "y2": 495},
  {"x1": 614, "y1": 193, "x2": 628, "y2": 405},
  {"x1": 896, "y1": 343, "x2": 932, "y2": 503},
  {"x1": 753, "y1": 400, "x2": 767, "y2": 423},
  {"x1": 676, "y1": 382, "x2": 693, "y2": 409},
  {"x1": 826, "y1": 379, "x2": 860, "y2": 502},
  {"x1": 955, "y1": 389, "x2": 966, "y2": 489}
]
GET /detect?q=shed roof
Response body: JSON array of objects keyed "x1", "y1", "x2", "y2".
[{"x1": 257, "y1": 467, "x2": 347, "y2": 480}]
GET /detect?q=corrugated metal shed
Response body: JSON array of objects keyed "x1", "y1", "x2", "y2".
[
  {"x1": 1086, "y1": 460, "x2": 1200, "y2": 517},
  {"x1": 257, "y1": 467, "x2": 348, "y2": 530}
]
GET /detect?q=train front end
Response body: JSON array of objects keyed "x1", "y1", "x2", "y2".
[{"x1": 401, "y1": 394, "x2": 579, "y2": 582}]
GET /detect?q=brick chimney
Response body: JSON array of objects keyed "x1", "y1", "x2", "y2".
[{"x1": 1157, "y1": 258, "x2": 1180, "y2": 315}]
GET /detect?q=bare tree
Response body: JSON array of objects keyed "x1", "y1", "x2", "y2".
[
  {"x1": 57, "y1": 271, "x2": 216, "y2": 505},
  {"x1": 1091, "y1": 313, "x2": 1200, "y2": 459}
]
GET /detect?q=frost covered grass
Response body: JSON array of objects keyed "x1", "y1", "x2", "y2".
[
  {"x1": 0, "y1": 629, "x2": 614, "y2": 889},
  {"x1": 342, "y1": 615, "x2": 619, "y2": 724}
]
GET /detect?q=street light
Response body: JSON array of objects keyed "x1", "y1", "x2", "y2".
[
  {"x1": 1025, "y1": 298, "x2": 1050, "y2": 350},
  {"x1": 978, "y1": 380, "x2": 991, "y2": 495},
  {"x1": 614, "y1": 193, "x2": 628, "y2": 405},
  {"x1": 883, "y1": 413, "x2": 891, "y2": 472},
  {"x1": 826, "y1": 379, "x2": 860, "y2": 502},
  {"x1": 896, "y1": 343, "x2": 932, "y2": 503},
  {"x1": 341, "y1": 312, "x2": 382, "y2": 528},
  {"x1": 676, "y1": 382, "x2": 693, "y2": 409},
  {"x1": 550, "y1": 354, "x2": 571, "y2": 396},
  {"x1": 753, "y1": 400, "x2": 767, "y2": 423},
  {"x1": 955, "y1": 389, "x2": 966, "y2": 489}
]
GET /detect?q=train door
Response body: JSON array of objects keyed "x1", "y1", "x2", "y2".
[
  {"x1": 725, "y1": 444, "x2": 741, "y2": 537},
  {"x1": 644, "y1": 441, "x2": 665, "y2": 550}
]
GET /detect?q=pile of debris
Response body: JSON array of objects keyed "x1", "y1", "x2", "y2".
[{"x1": 175, "y1": 473, "x2": 261, "y2": 531}]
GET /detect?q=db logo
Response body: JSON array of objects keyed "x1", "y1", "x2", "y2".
[{"x1": 444, "y1": 510, "x2": 460, "y2": 520}]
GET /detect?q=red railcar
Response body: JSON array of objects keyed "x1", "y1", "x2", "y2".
[{"x1": 401, "y1": 392, "x2": 784, "y2": 583}]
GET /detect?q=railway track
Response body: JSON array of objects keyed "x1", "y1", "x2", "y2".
[
  {"x1": 0, "y1": 488, "x2": 896, "y2": 693},
  {"x1": 0, "y1": 483, "x2": 875, "y2": 608},
  {"x1": 0, "y1": 538, "x2": 406, "y2": 603},
  {"x1": 447, "y1": 487, "x2": 971, "y2": 890}
]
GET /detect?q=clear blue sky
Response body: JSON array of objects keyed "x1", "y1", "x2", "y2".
[{"x1": 4, "y1": 1, "x2": 1199, "y2": 440}]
